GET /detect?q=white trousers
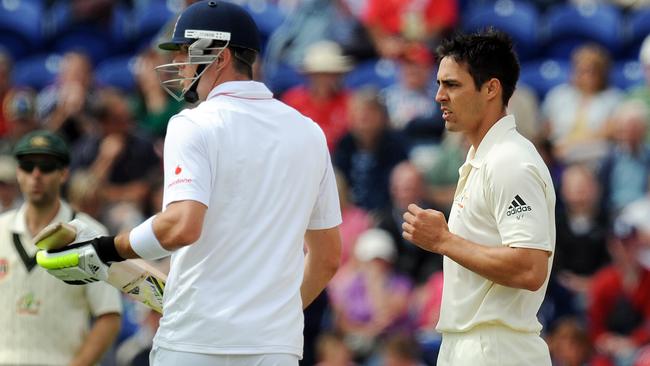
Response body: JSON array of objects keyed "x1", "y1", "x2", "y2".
[
  {"x1": 150, "y1": 346, "x2": 299, "y2": 366},
  {"x1": 437, "y1": 324, "x2": 551, "y2": 366}
]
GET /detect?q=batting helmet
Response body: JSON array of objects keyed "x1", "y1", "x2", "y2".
[
  {"x1": 156, "y1": 0, "x2": 261, "y2": 103},
  {"x1": 159, "y1": 0, "x2": 261, "y2": 53}
]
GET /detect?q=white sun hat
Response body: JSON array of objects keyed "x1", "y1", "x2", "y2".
[
  {"x1": 302, "y1": 40, "x2": 353, "y2": 74},
  {"x1": 354, "y1": 228, "x2": 396, "y2": 262}
]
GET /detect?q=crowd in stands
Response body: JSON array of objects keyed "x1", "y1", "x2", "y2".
[{"x1": 2, "y1": 0, "x2": 650, "y2": 365}]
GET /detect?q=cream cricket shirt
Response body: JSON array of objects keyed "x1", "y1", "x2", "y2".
[
  {"x1": 155, "y1": 81, "x2": 341, "y2": 357},
  {"x1": 436, "y1": 115, "x2": 556, "y2": 334},
  {"x1": 0, "y1": 201, "x2": 122, "y2": 365}
]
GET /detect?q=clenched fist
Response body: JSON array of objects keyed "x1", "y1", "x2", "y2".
[{"x1": 402, "y1": 204, "x2": 451, "y2": 254}]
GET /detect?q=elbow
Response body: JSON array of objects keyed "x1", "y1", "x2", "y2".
[
  {"x1": 521, "y1": 268, "x2": 548, "y2": 292},
  {"x1": 161, "y1": 219, "x2": 202, "y2": 249}
]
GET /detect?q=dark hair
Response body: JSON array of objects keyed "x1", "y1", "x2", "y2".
[
  {"x1": 230, "y1": 46, "x2": 256, "y2": 79},
  {"x1": 436, "y1": 29, "x2": 520, "y2": 106}
]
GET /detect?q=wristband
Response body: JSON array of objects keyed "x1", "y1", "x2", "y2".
[
  {"x1": 129, "y1": 216, "x2": 172, "y2": 260},
  {"x1": 92, "y1": 236, "x2": 124, "y2": 263}
]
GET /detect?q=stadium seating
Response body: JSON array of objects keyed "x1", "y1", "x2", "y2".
[
  {"x1": 12, "y1": 53, "x2": 60, "y2": 90},
  {"x1": 542, "y1": 3, "x2": 623, "y2": 59},
  {"x1": 131, "y1": 0, "x2": 175, "y2": 52},
  {"x1": 0, "y1": 0, "x2": 43, "y2": 60},
  {"x1": 624, "y1": 7, "x2": 650, "y2": 60},
  {"x1": 344, "y1": 58, "x2": 398, "y2": 90},
  {"x1": 462, "y1": 0, "x2": 541, "y2": 61},
  {"x1": 95, "y1": 56, "x2": 137, "y2": 92},
  {"x1": 43, "y1": 2, "x2": 130, "y2": 64},
  {"x1": 519, "y1": 58, "x2": 570, "y2": 99},
  {"x1": 610, "y1": 60, "x2": 644, "y2": 91}
]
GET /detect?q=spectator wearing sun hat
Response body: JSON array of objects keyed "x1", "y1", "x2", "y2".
[
  {"x1": 282, "y1": 40, "x2": 354, "y2": 151},
  {"x1": 327, "y1": 228, "x2": 414, "y2": 360}
]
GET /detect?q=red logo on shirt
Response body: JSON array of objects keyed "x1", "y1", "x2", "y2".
[
  {"x1": 175, "y1": 165, "x2": 182, "y2": 175},
  {"x1": 0, "y1": 258, "x2": 8, "y2": 281}
]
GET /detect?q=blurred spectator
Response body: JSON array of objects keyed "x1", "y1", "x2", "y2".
[
  {"x1": 542, "y1": 44, "x2": 623, "y2": 164},
  {"x1": 264, "y1": 0, "x2": 375, "y2": 81},
  {"x1": 70, "y1": 88, "x2": 160, "y2": 231},
  {"x1": 362, "y1": 0, "x2": 457, "y2": 59},
  {"x1": 555, "y1": 164, "x2": 609, "y2": 297},
  {"x1": 0, "y1": 88, "x2": 39, "y2": 155},
  {"x1": 409, "y1": 270, "x2": 443, "y2": 366},
  {"x1": 628, "y1": 34, "x2": 650, "y2": 143},
  {"x1": 0, "y1": 52, "x2": 12, "y2": 137},
  {"x1": 375, "y1": 334, "x2": 426, "y2": 366},
  {"x1": 116, "y1": 305, "x2": 162, "y2": 366},
  {"x1": 66, "y1": 169, "x2": 104, "y2": 220},
  {"x1": 37, "y1": 51, "x2": 97, "y2": 144},
  {"x1": 507, "y1": 84, "x2": 542, "y2": 142},
  {"x1": 335, "y1": 169, "x2": 373, "y2": 266},
  {"x1": 376, "y1": 162, "x2": 441, "y2": 283},
  {"x1": 587, "y1": 216, "x2": 650, "y2": 366},
  {"x1": 131, "y1": 49, "x2": 185, "y2": 139},
  {"x1": 381, "y1": 43, "x2": 443, "y2": 145},
  {"x1": 0, "y1": 156, "x2": 20, "y2": 213},
  {"x1": 547, "y1": 317, "x2": 598, "y2": 366},
  {"x1": 328, "y1": 228, "x2": 413, "y2": 361},
  {"x1": 599, "y1": 100, "x2": 650, "y2": 216},
  {"x1": 282, "y1": 41, "x2": 353, "y2": 151},
  {"x1": 334, "y1": 87, "x2": 409, "y2": 212},
  {"x1": 314, "y1": 331, "x2": 358, "y2": 366},
  {"x1": 421, "y1": 132, "x2": 468, "y2": 216}
]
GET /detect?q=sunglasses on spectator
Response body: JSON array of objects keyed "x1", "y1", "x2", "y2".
[{"x1": 18, "y1": 160, "x2": 63, "y2": 174}]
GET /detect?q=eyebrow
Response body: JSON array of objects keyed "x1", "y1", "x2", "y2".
[{"x1": 437, "y1": 78, "x2": 460, "y2": 86}]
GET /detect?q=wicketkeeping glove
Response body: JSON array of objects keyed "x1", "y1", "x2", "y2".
[{"x1": 36, "y1": 219, "x2": 124, "y2": 285}]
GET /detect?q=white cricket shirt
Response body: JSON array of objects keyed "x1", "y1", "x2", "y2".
[
  {"x1": 0, "y1": 201, "x2": 122, "y2": 365},
  {"x1": 155, "y1": 81, "x2": 341, "y2": 357},
  {"x1": 436, "y1": 115, "x2": 555, "y2": 334}
]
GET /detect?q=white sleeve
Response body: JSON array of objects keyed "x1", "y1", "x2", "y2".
[
  {"x1": 86, "y1": 282, "x2": 123, "y2": 317},
  {"x1": 486, "y1": 159, "x2": 553, "y2": 252},
  {"x1": 162, "y1": 115, "x2": 212, "y2": 209},
  {"x1": 308, "y1": 150, "x2": 342, "y2": 230}
]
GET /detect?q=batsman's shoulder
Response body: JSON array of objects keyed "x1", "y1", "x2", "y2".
[{"x1": 0, "y1": 208, "x2": 16, "y2": 227}]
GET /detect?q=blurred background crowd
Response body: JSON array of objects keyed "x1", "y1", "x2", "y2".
[{"x1": 1, "y1": 0, "x2": 650, "y2": 365}]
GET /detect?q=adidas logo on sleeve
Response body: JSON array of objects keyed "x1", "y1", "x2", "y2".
[{"x1": 506, "y1": 195, "x2": 532, "y2": 216}]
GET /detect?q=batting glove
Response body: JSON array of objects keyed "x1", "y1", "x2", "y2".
[{"x1": 36, "y1": 219, "x2": 124, "y2": 285}]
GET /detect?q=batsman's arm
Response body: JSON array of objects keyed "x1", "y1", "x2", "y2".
[
  {"x1": 301, "y1": 227, "x2": 341, "y2": 309},
  {"x1": 70, "y1": 313, "x2": 121, "y2": 366},
  {"x1": 115, "y1": 200, "x2": 207, "y2": 259}
]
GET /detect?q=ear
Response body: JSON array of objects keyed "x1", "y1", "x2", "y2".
[{"x1": 484, "y1": 78, "x2": 502, "y2": 102}]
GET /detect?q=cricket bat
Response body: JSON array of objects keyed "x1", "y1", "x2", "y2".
[{"x1": 34, "y1": 222, "x2": 167, "y2": 313}]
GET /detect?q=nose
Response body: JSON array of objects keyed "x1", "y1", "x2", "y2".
[{"x1": 435, "y1": 86, "x2": 446, "y2": 103}]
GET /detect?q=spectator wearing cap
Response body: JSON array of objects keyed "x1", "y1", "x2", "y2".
[
  {"x1": 328, "y1": 228, "x2": 414, "y2": 361},
  {"x1": 282, "y1": 41, "x2": 353, "y2": 152},
  {"x1": 0, "y1": 130, "x2": 122, "y2": 366}
]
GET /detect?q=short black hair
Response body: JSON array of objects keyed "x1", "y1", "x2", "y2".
[
  {"x1": 436, "y1": 29, "x2": 520, "y2": 106},
  {"x1": 230, "y1": 46, "x2": 256, "y2": 79}
]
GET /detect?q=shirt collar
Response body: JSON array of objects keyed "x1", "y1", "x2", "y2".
[
  {"x1": 207, "y1": 81, "x2": 274, "y2": 101},
  {"x1": 12, "y1": 200, "x2": 73, "y2": 239},
  {"x1": 466, "y1": 114, "x2": 516, "y2": 168}
]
